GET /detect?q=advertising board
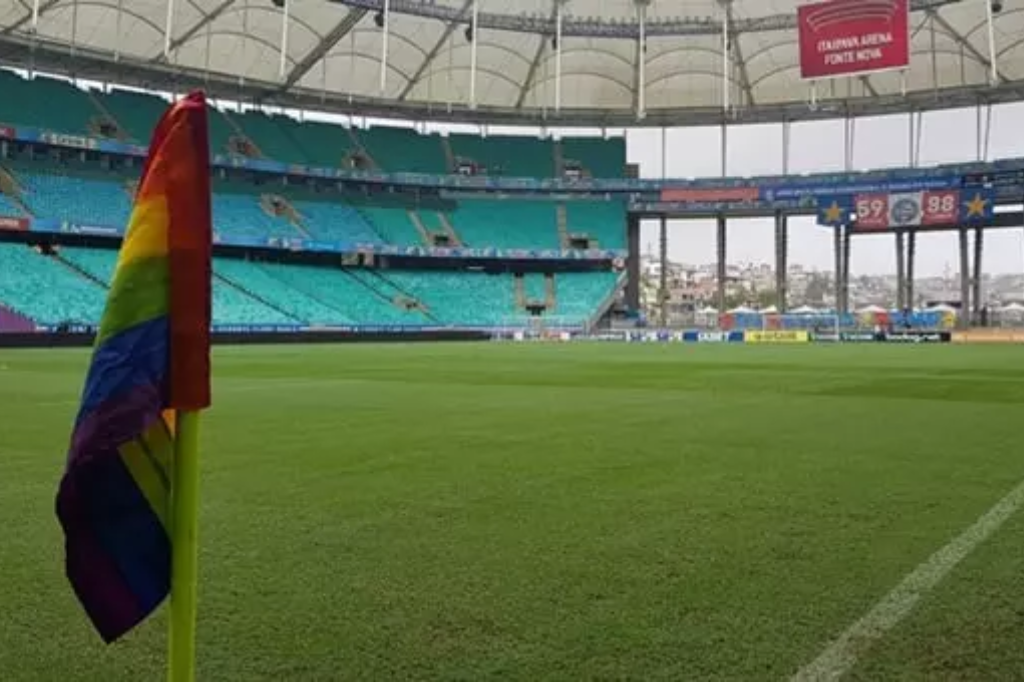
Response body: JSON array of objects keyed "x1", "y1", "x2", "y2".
[
  {"x1": 798, "y1": 0, "x2": 910, "y2": 79},
  {"x1": 0, "y1": 216, "x2": 29, "y2": 232},
  {"x1": 744, "y1": 331, "x2": 810, "y2": 344}
]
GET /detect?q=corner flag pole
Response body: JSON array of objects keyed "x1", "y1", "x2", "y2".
[{"x1": 168, "y1": 411, "x2": 202, "y2": 682}]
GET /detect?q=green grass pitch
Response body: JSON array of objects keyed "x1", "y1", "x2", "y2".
[{"x1": 2, "y1": 343, "x2": 1024, "y2": 680}]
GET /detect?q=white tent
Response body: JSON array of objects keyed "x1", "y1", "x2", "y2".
[
  {"x1": 760, "y1": 305, "x2": 779, "y2": 314},
  {"x1": 728, "y1": 306, "x2": 756, "y2": 314},
  {"x1": 791, "y1": 305, "x2": 816, "y2": 315},
  {"x1": 698, "y1": 306, "x2": 719, "y2": 315},
  {"x1": 1000, "y1": 302, "x2": 1024, "y2": 312},
  {"x1": 857, "y1": 304, "x2": 886, "y2": 313},
  {"x1": 927, "y1": 303, "x2": 957, "y2": 312}
]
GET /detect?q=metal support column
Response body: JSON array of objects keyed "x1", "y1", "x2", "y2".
[
  {"x1": 895, "y1": 230, "x2": 906, "y2": 311},
  {"x1": 775, "y1": 211, "x2": 788, "y2": 312},
  {"x1": 659, "y1": 216, "x2": 668, "y2": 327},
  {"x1": 841, "y1": 226, "x2": 852, "y2": 315},
  {"x1": 625, "y1": 214, "x2": 641, "y2": 312},
  {"x1": 833, "y1": 227, "x2": 843, "y2": 313},
  {"x1": 716, "y1": 214, "x2": 727, "y2": 314},
  {"x1": 959, "y1": 227, "x2": 971, "y2": 329},
  {"x1": 906, "y1": 230, "x2": 916, "y2": 310},
  {"x1": 973, "y1": 227, "x2": 984, "y2": 325}
]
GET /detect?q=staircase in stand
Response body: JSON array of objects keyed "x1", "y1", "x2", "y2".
[
  {"x1": 441, "y1": 136, "x2": 456, "y2": 172},
  {"x1": 553, "y1": 139, "x2": 565, "y2": 177},
  {"x1": 347, "y1": 127, "x2": 378, "y2": 169},
  {"x1": 544, "y1": 273, "x2": 556, "y2": 310},
  {"x1": 556, "y1": 204, "x2": 569, "y2": 249},
  {"x1": 437, "y1": 213, "x2": 462, "y2": 246},
  {"x1": 221, "y1": 109, "x2": 263, "y2": 157},
  {"x1": 0, "y1": 168, "x2": 33, "y2": 217},
  {"x1": 52, "y1": 254, "x2": 108, "y2": 289},
  {"x1": 406, "y1": 210, "x2": 432, "y2": 245},
  {"x1": 514, "y1": 273, "x2": 526, "y2": 310},
  {"x1": 215, "y1": 272, "x2": 305, "y2": 323},
  {"x1": 85, "y1": 90, "x2": 127, "y2": 140}
]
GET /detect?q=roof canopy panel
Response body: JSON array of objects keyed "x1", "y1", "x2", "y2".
[{"x1": 1, "y1": 0, "x2": 1024, "y2": 127}]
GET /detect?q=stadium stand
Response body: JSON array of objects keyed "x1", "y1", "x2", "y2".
[
  {"x1": 358, "y1": 127, "x2": 448, "y2": 175},
  {"x1": 0, "y1": 242, "x2": 619, "y2": 329},
  {"x1": 259, "y1": 263, "x2": 428, "y2": 326},
  {"x1": 272, "y1": 118, "x2": 359, "y2": 168},
  {"x1": 0, "y1": 72, "x2": 96, "y2": 136},
  {"x1": 0, "y1": 72, "x2": 627, "y2": 334},
  {"x1": 565, "y1": 201, "x2": 627, "y2": 249},
  {"x1": 0, "y1": 71, "x2": 628, "y2": 181},
  {"x1": 232, "y1": 110, "x2": 309, "y2": 164},
  {"x1": 449, "y1": 133, "x2": 554, "y2": 177},
  {"x1": 0, "y1": 243, "x2": 106, "y2": 325},
  {"x1": 560, "y1": 137, "x2": 627, "y2": 178},
  {"x1": 91, "y1": 88, "x2": 171, "y2": 143},
  {"x1": 15, "y1": 163, "x2": 133, "y2": 227},
  {"x1": 451, "y1": 199, "x2": 561, "y2": 250}
]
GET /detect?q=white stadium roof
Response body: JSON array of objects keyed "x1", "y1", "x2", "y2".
[{"x1": 1, "y1": 0, "x2": 1024, "y2": 126}]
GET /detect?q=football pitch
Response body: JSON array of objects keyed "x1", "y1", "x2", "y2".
[{"x1": 3, "y1": 342, "x2": 1024, "y2": 680}]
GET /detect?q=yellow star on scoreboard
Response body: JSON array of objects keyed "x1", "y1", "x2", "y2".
[
  {"x1": 822, "y1": 200, "x2": 844, "y2": 224},
  {"x1": 964, "y1": 193, "x2": 989, "y2": 218}
]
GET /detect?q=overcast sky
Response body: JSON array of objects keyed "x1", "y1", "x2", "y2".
[{"x1": 626, "y1": 103, "x2": 1024, "y2": 277}]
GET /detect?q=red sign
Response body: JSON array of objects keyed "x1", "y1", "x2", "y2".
[
  {"x1": 798, "y1": 0, "x2": 910, "y2": 79},
  {"x1": 660, "y1": 187, "x2": 759, "y2": 203},
  {"x1": 921, "y1": 190, "x2": 959, "y2": 226},
  {"x1": 0, "y1": 216, "x2": 28, "y2": 232},
  {"x1": 0, "y1": 126, "x2": 13, "y2": 139},
  {"x1": 854, "y1": 194, "x2": 889, "y2": 230}
]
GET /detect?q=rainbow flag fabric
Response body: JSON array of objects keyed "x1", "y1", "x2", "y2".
[{"x1": 56, "y1": 92, "x2": 212, "y2": 643}]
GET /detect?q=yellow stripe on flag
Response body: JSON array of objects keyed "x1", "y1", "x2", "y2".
[
  {"x1": 119, "y1": 440, "x2": 170, "y2": 531},
  {"x1": 118, "y1": 195, "x2": 170, "y2": 269}
]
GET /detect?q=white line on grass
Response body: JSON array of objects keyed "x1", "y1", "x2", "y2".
[{"x1": 792, "y1": 474, "x2": 1024, "y2": 681}]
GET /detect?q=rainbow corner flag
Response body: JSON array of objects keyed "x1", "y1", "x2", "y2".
[{"x1": 56, "y1": 92, "x2": 212, "y2": 643}]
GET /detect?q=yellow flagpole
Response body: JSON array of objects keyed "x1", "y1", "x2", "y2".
[{"x1": 168, "y1": 410, "x2": 202, "y2": 682}]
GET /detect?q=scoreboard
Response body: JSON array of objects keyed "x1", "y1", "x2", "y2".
[
  {"x1": 854, "y1": 190, "x2": 961, "y2": 230},
  {"x1": 819, "y1": 188, "x2": 994, "y2": 230}
]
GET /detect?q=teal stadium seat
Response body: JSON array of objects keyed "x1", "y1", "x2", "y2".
[
  {"x1": 561, "y1": 137, "x2": 626, "y2": 178},
  {"x1": 565, "y1": 201, "x2": 626, "y2": 249},
  {"x1": 357, "y1": 205, "x2": 424, "y2": 246},
  {"x1": 550, "y1": 272, "x2": 620, "y2": 323},
  {"x1": 449, "y1": 134, "x2": 554, "y2": 178},
  {"x1": 17, "y1": 165, "x2": 132, "y2": 228},
  {"x1": 382, "y1": 271, "x2": 521, "y2": 326},
  {"x1": 214, "y1": 259, "x2": 346, "y2": 325},
  {"x1": 451, "y1": 199, "x2": 560, "y2": 250},
  {"x1": 56, "y1": 247, "x2": 296, "y2": 327},
  {"x1": 0, "y1": 190, "x2": 23, "y2": 216},
  {"x1": 0, "y1": 244, "x2": 106, "y2": 325},
  {"x1": 92, "y1": 88, "x2": 170, "y2": 143},
  {"x1": 522, "y1": 273, "x2": 546, "y2": 302},
  {"x1": 234, "y1": 111, "x2": 308, "y2": 164},
  {"x1": 206, "y1": 107, "x2": 241, "y2": 157},
  {"x1": 358, "y1": 127, "x2": 447, "y2": 174},
  {"x1": 0, "y1": 72, "x2": 97, "y2": 135},
  {"x1": 276, "y1": 118, "x2": 356, "y2": 168},
  {"x1": 259, "y1": 263, "x2": 428, "y2": 326},
  {"x1": 290, "y1": 198, "x2": 384, "y2": 245}
]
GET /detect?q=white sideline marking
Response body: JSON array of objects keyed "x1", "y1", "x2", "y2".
[{"x1": 792, "y1": 474, "x2": 1024, "y2": 681}]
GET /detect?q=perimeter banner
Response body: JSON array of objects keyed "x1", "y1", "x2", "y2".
[
  {"x1": 744, "y1": 331, "x2": 810, "y2": 344},
  {"x1": 798, "y1": 0, "x2": 910, "y2": 79}
]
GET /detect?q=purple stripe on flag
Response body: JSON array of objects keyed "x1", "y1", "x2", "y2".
[{"x1": 57, "y1": 477, "x2": 148, "y2": 642}]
